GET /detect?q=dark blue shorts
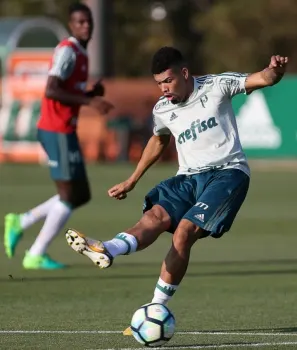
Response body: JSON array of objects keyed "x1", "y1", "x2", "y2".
[
  {"x1": 38, "y1": 129, "x2": 87, "y2": 181},
  {"x1": 143, "y1": 169, "x2": 250, "y2": 238}
]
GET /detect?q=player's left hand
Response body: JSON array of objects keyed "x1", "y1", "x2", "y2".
[{"x1": 268, "y1": 55, "x2": 288, "y2": 72}]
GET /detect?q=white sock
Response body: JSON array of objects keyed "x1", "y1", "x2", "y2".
[
  {"x1": 20, "y1": 195, "x2": 59, "y2": 230},
  {"x1": 29, "y1": 200, "x2": 72, "y2": 256},
  {"x1": 151, "y1": 277, "x2": 178, "y2": 305},
  {"x1": 103, "y1": 232, "x2": 138, "y2": 257}
]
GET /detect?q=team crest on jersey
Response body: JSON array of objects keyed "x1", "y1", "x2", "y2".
[{"x1": 177, "y1": 117, "x2": 218, "y2": 144}]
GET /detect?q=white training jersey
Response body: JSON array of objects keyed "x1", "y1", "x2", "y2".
[{"x1": 153, "y1": 73, "x2": 250, "y2": 177}]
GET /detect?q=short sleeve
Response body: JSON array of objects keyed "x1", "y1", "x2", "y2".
[
  {"x1": 153, "y1": 114, "x2": 171, "y2": 136},
  {"x1": 216, "y1": 72, "x2": 248, "y2": 97},
  {"x1": 48, "y1": 46, "x2": 76, "y2": 80}
]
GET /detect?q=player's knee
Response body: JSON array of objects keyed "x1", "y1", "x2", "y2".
[
  {"x1": 143, "y1": 205, "x2": 171, "y2": 231},
  {"x1": 173, "y1": 219, "x2": 206, "y2": 249},
  {"x1": 57, "y1": 181, "x2": 91, "y2": 208},
  {"x1": 73, "y1": 186, "x2": 91, "y2": 208}
]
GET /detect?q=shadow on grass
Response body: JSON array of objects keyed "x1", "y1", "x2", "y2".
[{"x1": 2, "y1": 266, "x2": 297, "y2": 283}]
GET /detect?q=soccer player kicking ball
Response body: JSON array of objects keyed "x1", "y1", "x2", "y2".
[
  {"x1": 4, "y1": 3, "x2": 113, "y2": 270},
  {"x1": 65, "y1": 47, "x2": 288, "y2": 333}
]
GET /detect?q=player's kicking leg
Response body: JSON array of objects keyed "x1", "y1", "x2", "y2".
[{"x1": 65, "y1": 204, "x2": 171, "y2": 268}]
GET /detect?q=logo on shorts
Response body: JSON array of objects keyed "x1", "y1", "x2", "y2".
[
  {"x1": 195, "y1": 214, "x2": 205, "y2": 222},
  {"x1": 68, "y1": 151, "x2": 81, "y2": 163},
  {"x1": 194, "y1": 202, "x2": 209, "y2": 210},
  {"x1": 48, "y1": 159, "x2": 58, "y2": 167},
  {"x1": 177, "y1": 117, "x2": 218, "y2": 144}
]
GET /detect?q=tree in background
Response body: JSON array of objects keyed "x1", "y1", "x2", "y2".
[
  {"x1": 0, "y1": 0, "x2": 73, "y2": 21},
  {"x1": 162, "y1": 0, "x2": 214, "y2": 74},
  {"x1": 112, "y1": 0, "x2": 172, "y2": 76},
  {"x1": 112, "y1": 0, "x2": 212, "y2": 76},
  {"x1": 196, "y1": 0, "x2": 297, "y2": 73},
  {"x1": 0, "y1": 0, "x2": 296, "y2": 75}
]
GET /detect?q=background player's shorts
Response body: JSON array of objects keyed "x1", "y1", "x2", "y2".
[
  {"x1": 38, "y1": 129, "x2": 87, "y2": 181},
  {"x1": 143, "y1": 169, "x2": 250, "y2": 238}
]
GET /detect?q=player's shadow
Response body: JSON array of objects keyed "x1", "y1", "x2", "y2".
[
  {"x1": 2, "y1": 267, "x2": 297, "y2": 283},
  {"x1": 117, "y1": 258, "x2": 297, "y2": 267},
  {"x1": 3, "y1": 258, "x2": 297, "y2": 283}
]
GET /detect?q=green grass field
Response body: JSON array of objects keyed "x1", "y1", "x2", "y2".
[{"x1": 1, "y1": 163, "x2": 297, "y2": 350}]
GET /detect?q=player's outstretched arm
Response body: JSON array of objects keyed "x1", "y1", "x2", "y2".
[
  {"x1": 108, "y1": 134, "x2": 171, "y2": 200},
  {"x1": 245, "y1": 55, "x2": 288, "y2": 94}
]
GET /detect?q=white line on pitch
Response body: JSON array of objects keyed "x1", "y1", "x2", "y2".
[
  {"x1": 178, "y1": 331, "x2": 297, "y2": 336},
  {"x1": 0, "y1": 330, "x2": 297, "y2": 336},
  {"x1": 93, "y1": 341, "x2": 297, "y2": 350},
  {"x1": 0, "y1": 331, "x2": 121, "y2": 334}
]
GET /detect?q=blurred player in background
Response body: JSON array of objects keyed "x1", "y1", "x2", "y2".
[
  {"x1": 65, "y1": 46, "x2": 288, "y2": 333},
  {"x1": 4, "y1": 2, "x2": 113, "y2": 269}
]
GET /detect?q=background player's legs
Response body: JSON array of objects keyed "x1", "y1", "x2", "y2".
[
  {"x1": 27, "y1": 179, "x2": 90, "y2": 259},
  {"x1": 152, "y1": 219, "x2": 205, "y2": 304},
  {"x1": 23, "y1": 130, "x2": 91, "y2": 269},
  {"x1": 4, "y1": 195, "x2": 60, "y2": 258},
  {"x1": 103, "y1": 204, "x2": 171, "y2": 256},
  {"x1": 20, "y1": 195, "x2": 60, "y2": 229}
]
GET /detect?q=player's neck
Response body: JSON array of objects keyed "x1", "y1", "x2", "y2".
[
  {"x1": 72, "y1": 36, "x2": 88, "y2": 49},
  {"x1": 78, "y1": 40, "x2": 88, "y2": 49},
  {"x1": 183, "y1": 76, "x2": 194, "y2": 102}
]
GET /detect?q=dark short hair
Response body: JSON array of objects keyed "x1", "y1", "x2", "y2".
[
  {"x1": 68, "y1": 2, "x2": 91, "y2": 18},
  {"x1": 151, "y1": 47, "x2": 185, "y2": 74}
]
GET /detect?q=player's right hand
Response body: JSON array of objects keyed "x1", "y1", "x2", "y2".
[
  {"x1": 89, "y1": 96, "x2": 114, "y2": 115},
  {"x1": 108, "y1": 179, "x2": 136, "y2": 200}
]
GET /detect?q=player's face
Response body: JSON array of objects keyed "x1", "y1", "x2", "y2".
[
  {"x1": 154, "y1": 67, "x2": 189, "y2": 104},
  {"x1": 69, "y1": 10, "x2": 93, "y2": 43}
]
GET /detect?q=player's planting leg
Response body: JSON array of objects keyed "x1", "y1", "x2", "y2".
[
  {"x1": 4, "y1": 195, "x2": 60, "y2": 258},
  {"x1": 65, "y1": 204, "x2": 171, "y2": 268},
  {"x1": 24, "y1": 200, "x2": 73, "y2": 269},
  {"x1": 123, "y1": 219, "x2": 205, "y2": 337},
  {"x1": 23, "y1": 179, "x2": 91, "y2": 270},
  {"x1": 152, "y1": 219, "x2": 205, "y2": 305}
]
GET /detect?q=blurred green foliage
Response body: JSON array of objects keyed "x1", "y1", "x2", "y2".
[{"x1": 1, "y1": 0, "x2": 296, "y2": 76}]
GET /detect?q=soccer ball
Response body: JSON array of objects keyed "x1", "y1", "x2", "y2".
[{"x1": 130, "y1": 303, "x2": 175, "y2": 347}]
